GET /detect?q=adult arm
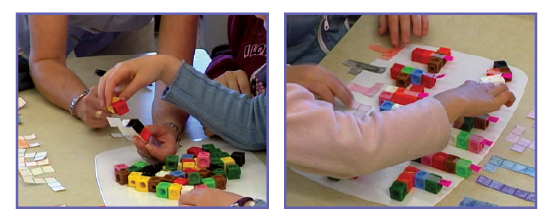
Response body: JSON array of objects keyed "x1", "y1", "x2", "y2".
[
  {"x1": 28, "y1": 15, "x2": 88, "y2": 117},
  {"x1": 162, "y1": 63, "x2": 267, "y2": 151},
  {"x1": 153, "y1": 15, "x2": 199, "y2": 130}
]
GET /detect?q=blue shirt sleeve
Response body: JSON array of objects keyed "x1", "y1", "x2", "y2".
[{"x1": 162, "y1": 62, "x2": 267, "y2": 151}]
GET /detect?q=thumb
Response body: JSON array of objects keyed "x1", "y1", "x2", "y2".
[{"x1": 117, "y1": 72, "x2": 149, "y2": 100}]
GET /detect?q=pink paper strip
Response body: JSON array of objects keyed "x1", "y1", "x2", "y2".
[
  {"x1": 488, "y1": 116, "x2": 499, "y2": 123},
  {"x1": 512, "y1": 125, "x2": 526, "y2": 136},
  {"x1": 348, "y1": 83, "x2": 371, "y2": 95},
  {"x1": 470, "y1": 164, "x2": 482, "y2": 173},
  {"x1": 527, "y1": 111, "x2": 535, "y2": 119},
  {"x1": 440, "y1": 179, "x2": 452, "y2": 187},
  {"x1": 506, "y1": 133, "x2": 521, "y2": 143},
  {"x1": 511, "y1": 144, "x2": 527, "y2": 153},
  {"x1": 502, "y1": 73, "x2": 513, "y2": 79},
  {"x1": 444, "y1": 55, "x2": 454, "y2": 61},
  {"x1": 418, "y1": 93, "x2": 429, "y2": 99},
  {"x1": 517, "y1": 138, "x2": 532, "y2": 147},
  {"x1": 482, "y1": 139, "x2": 494, "y2": 147},
  {"x1": 436, "y1": 74, "x2": 446, "y2": 79}
]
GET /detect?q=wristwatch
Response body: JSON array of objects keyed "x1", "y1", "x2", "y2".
[
  {"x1": 245, "y1": 198, "x2": 266, "y2": 207},
  {"x1": 230, "y1": 197, "x2": 253, "y2": 207},
  {"x1": 163, "y1": 122, "x2": 182, "y2": 147},
  {"x1": 70, "y1": 90, "x2": 90, "y2": 117}
]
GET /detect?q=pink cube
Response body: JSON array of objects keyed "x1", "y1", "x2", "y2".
[
  {"x1": 195, "y1": 184, "x2": 208, "y2": 189},
  {"x1": 114, "y1": 164, "x2": 128, "y2": 177},
  {"x1": 421, "y1": 155, "x2": 433, "y2": 167},
  {"x1": 197, "y1": 152, "x2": 211, "y2": 168},
  {"x1": 379, "y1": 91, "x2": 394, "y2": 105},
  {"x1": 469, "y1": 135, "x2": 485, "y2": 154}
]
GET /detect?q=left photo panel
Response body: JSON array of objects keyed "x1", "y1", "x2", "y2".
[{"x1": 16, "y1": 14, "x2": 268, "y2": 208}]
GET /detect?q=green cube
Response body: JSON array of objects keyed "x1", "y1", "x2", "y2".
[
  {"x1": 389, "y1": 180, "x2": 408, "y2": 201},
  {"x1": 188, "y1": 172, "x2": 202, "y2": 185},
  {"x1": 456, "y1": 131, "x2": 471, "y2": 150},
  {"x1": 402, "y1": 66, "x2": 415, "y2": 74},
  {"x1": 455, "y1": 158, "x2": 472, "y2": 178},
  {"x1": 134, "y1": 161, "x2": 150, "y2": 168},
  {"x1": 218, "y1": 152, "x2": 230, "y2": 158},
  {"x1": 165, "y1": 155, "x2": 179, "y2": 171},
  {"x1": 227, "y1": 164, "x2": 241, "y2": 180},
  {"x1": 211, "y1": 148, "x2": 222, "y2": 154},
  {"x1": 203, "y1": 146, "x2": 215, "y2": 153},
  {"x1": 212, "y1": 168, "x2": 227, "y2": 177},
  {"x1": 460, "y1": 117, "x2": 475, "y2": 132},
  {"x1": 128, "y1": 165, "x2": 142, "y2": 172},
  {"x1": 156, "y1": 182, "x2": 172, "y2": 198},
  {"x1": 424, "y1": 174, "x2": 443, "y2": 194},
  {"x1": 202, "y1": 144, "x2": 216, "y2": 150},
  {"x1": 202, "y1": 178, "x2": 216, "y2": 188},
  {"x1": 210, "y1": 159, "x2": 224, "y2": 169},
  {"x1": 210, "y1": 156, "x2": 220, "y2": 162}
]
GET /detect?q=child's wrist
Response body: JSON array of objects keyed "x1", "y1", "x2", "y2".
[{"x1": 160, "y1": 55, "x2": 182, "y2": 86}]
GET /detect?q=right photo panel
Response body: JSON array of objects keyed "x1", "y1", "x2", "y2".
[{"x1": 285, "y1": 14, "x2": 536, "y2": 208}]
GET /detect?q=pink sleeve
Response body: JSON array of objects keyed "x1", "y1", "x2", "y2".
[{"x1": 286, "y1": 83, "x2": 452, "y2": 179}]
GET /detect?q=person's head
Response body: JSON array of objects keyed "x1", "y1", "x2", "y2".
[{"x1": 255, "y1": 15, "x2": 267, "y2": 29}]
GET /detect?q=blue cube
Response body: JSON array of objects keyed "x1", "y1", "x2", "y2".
[
  {"x1": 380, "y1": 100, "x2": 395, "y2": 111},
  {"x1": 170, "y1": 170, "x2": 186, "y2": 178},
  {"x1": 180, "y1": 154, "x2": 194, "y2": 162},
  {"x1": 414, "y1": 170, "x2": 429, "y2": 189},
  {"x1": 411, "y1": 69, "x2": 424, "y2": 85}
]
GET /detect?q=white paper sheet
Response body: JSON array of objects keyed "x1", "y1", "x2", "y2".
[
  {"x1": 291, "y1": 44, "x2": 529, "y2": 206},
  {"x1": 95, "y1": 139, "x2": 267, "y2": 206}
]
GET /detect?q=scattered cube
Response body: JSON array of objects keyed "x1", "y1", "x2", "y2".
[
  {"x1": 188, "y1": 172, "x2": 202, "y2": 185},
  {"x1": 199, "y1": 168, "x2": 212, "y2": 178},
  {"x1": 187, "y1": 147, "x2": 204, "y2": 156},
  {"x1": 202, "y1": 178, "x2": 216, "y2": 188},
  {"x1": 212, "y1": 175, "x2": 227, "y2": 190},
  {"x1": 168, "y1": 183, "x2": 183, "y2": 200},
  {"x1": 116, "y1": 168, "x2": 131, "y2": 185},
  {"x1": 147, "y1": 177, "x2": 162, "y2": 192},
  {"x1": 173, "y1": 177, "x2": 189, "y2": 186},
  {"x1": 444, "y1": 155, "x2": 460, "y2": 174},
  {"x1": 432, "y1": 152, "x2": 449, "y2": 171},
  {"x1": 389, "y1": 180, "x2": 408, "y2": 201},
  {"x1": 136, "y1": 176, "x2": 151, "y2": 192},
  {"x1": 220, "y1": 157, "x2": 236, "y2": 170},
  {"x1": 414, "y1": 170, "x2": 429, "y2": 190},
  {"x1": 209, "y1": 159, "x2": 225, "y2": 170},
  {"x1": 161, "y1": 174, "x2": 176, "y2": 183},
  {"x1": 170, "y1": 170, "x2": 185, "y2": 178},
  {"x1": 165, "y1": 155, "x2": 179, "y2": 171},
  {"x1": 457, "y1": 131, "x2": 471, "y2": 150},
  {"x1": 424, "y1": 174, "x2": 443, "y2": 194},
  {"x1": 128, "y1": 172, "x2": 143, "y2": 188},
  {"x1": 182, "y1": 162, "x2": 196, "y2": 171},
  {"x1": 197, "y1": 152, "x2": 210, "y2": 168},
  {"x1": 230, "y1": 152, "x2": 245, "y2": 167},
  {"x1": 212, "y1": 168, "x2": 227, "y2": 177},
  {"x1": 397, "y1": 172, "x2": 415, "y2": 192},
  {"x1": 218, "y1": 152, "x2": 231, "y2": 158},
  {"x1": 195, "y1": 184, "x2": 208, "y2": 189},
  {"x1": 180, "y1": 185, "x2": 194, "y2": 195},
  {"x1": 227, "y1": 164, "x2": 242, "y2": 180},
  {"x1": 155, "y1": 171, "x2": 170, "y2": 178},
  {"x1": 455, "y1": 158, "x2": 473, "y2": 178},
  {"x1": 156, "y1": 182, "x2": 172, "y2": 198},
  {"x1": 202, "y1": 144, "x2": 216, "y2": 152}
]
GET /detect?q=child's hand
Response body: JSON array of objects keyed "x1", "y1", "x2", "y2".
[
  {"x1": 286, "y1": 64, "x2": 355, "y2": 108},
  {"x1": 214, "y1": 70, "x2": 253, "y2": 97},
  {"x1": 178, "y1": 188, "x2": 243, "y2": 207},
  {"x1": 379, "y1": 15, "x2": 429, "y2": 47},
  {"x1": 97, "y1": 55, "x2": 182, "y2": 109},
  {"x1": 434, "y1": 80, "x2": 516, "y2": 124},
  {"x1": 132, "y1": 124, "x2": 179, "y2": 164}
]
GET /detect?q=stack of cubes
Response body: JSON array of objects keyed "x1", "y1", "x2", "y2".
[
  {"x1": 449, "y1": 115, "x2": 494, "y2": 154},
  {"x1": 113, "y1": 144, "x2": 246, "y2": 200},
  {"x1": 484, "y1": 60, "x2": 513, "y2": 83},
  {"x1": 411, "y1": 47, "x2": 453, "y2": 73},
  {"x1": 379, "y1": 86, "x2": 429, "y2": 111},
  {"x1": 389, "y1": 166, "x2": 447, "y2": 201},
  {"x1": 390, "y1": 63, "x2": 438, "y2": 88},
  {"x1": 413, "y1": 151, "x2": 475, "y2": 179}
]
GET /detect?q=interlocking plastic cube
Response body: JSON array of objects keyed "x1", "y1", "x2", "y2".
[
  {"x1": 168, "y1": 183, "x2": 183, "y2": 200},
  {"x1": 380, "y1": 100, "x2": 394, "y2": 111},
  {"x1": 155, "y1": 171, "x2": 170, "y2": 178},
  {"x1": 221, "y1": 157, "x2": 236, "y2": 170},
  {"x1": 414, "y1": 170, "x2": 429, "y2": 190},
  {"x1": 402, "y1": 66, "x2": 415, "y2": 74},
  {"x1": 139, "y1": 128, "x2": 152, "y2": 142},
  {"x1": 180, "y1": 185, "x2": 194, "y2": 195},
  {"x1": 389, "y1": 180, "x2": 408, "y2": 201},
  {"x1": 173, "y1": 177, "x2": 189, "y2": 185},
  {"x1": 195, "y1": 184, "x2": 208, "y2": 189},
  {"x1": 474, "y1": 115, "x2": 490, "y2": 130},
  {"x1": 411, "y1": 48, "x2": 425, "y2": 63},
  {"x1": 188, "y1": 172, "x2": 202, "y2": 185},
  {"x1": 421, "y1": 73, "x2": 437, "y2": 88},
  {"x1": 428, "y1": 57, "x2": 444, "y2": 73},
  {"x1": 397, "y1": 172, "x2": 415, "y2": 192},
  {"x1": 421, "y1": 154, "x2": 433, "y2": 167},
  {"x1": 457, "y1": 131, "x2": 471, "y2": 150},
  {"x1": 170, "y1": 170, "x2": 185, "y2": 178},
  {"x1": 116, "y1": 168, "x2": 131, "y2": 185},
  {"x1": 202, "y1": 178, "x2": 216, "y2": 188},
  {"x1": 197, "y1": 152, "x2": 210, "y2": 168},
  {"x1": 212, "y1": 175, "x2": 227, "y2": 190},
  {"x1": 227, "y1": 164, "x2": 241, "y2": 180},
  {"x1": 114, "y1": 163, "x2": 128, "y2": 176},
  {"x1": 156, "y1": 182, "x2": 172, "y2": 198},
  {"x1": 409, "y1": 84, "x2": 424, "y2": 93},
  {"x1": 432, "y1": 152, "x2": 449, "y2": 171},
  {"x1": 403, "y1": 166, "x2": 419, "y2": 175},
  {"x1": 410, "y1": 69, "x2": 424, "y2": 85},
  {"x1": 379, "y1": 91, "x2": 394, "y2": 105},
  {"x1": 231, "y1": 152, "x2": 245, "y2": 167},
  {"x1": 391, "y1": 63, "x2": 405, "y2": 79},
  {"x1": 128, "y1": 172, "x2": 143, "y2": 188},
  {"x1": 108, "y1": 97, "x2": 129, "y2": 115},
  {"x1": 444, "y1": 155, "x2": 460, "y2": 174},
  {"x1": 213, "y1": 168, "x2": 227, "y2": 177},
  {"x1": 187, "y1": 147, "x2": 204, "y2": 156},
  {"x1": 455, "y1": 158, "x2": 473, "y2": 178},
  {"x1": 136, "y1": 176, "x2": 151, "y2": 192},
  {"x1": 199, "y1": 168, "x2": 212, "y2": 178},
  {"x1": 218, "y1": 152, "x2": 231, "y2": 158},
  {"x1": 161, "y1": 174, "x2": 176, "y2": 183},
  {"x1": 147, "y1": 177, "x2": 162, "y2": 192},
  {"x1": 449, "y1": 128, "x2": 461, "y2": 146},
  {"x1": 202, "y1": 144, "x2": 216, "y2": 152},
  {"x1": 210, "y1": 159, "x2": 225, "y2": 170},
  {"x1": 180, "y1": 154, "x2": 194, "y2": 162},
  {"x1": 165, "y1": 155, "x2": 179, "y2": 171},
  {"x1": 183, "y1": 168, "x2": 198, "y2": 175},
  {"x1": 460, "y1": 117, "x2": 475, "y2": 132},
  {"x1": 493, "y1": 60, "x2": 508, "y2": 69},
  {"x1": 424, "y1": 174, "x2": 443, "y2": 194},
  {"x1": 436, "y1": 47, "x2": 452, "y2": 56},
  {"x1": 396, "y1": 73, "x2": 411, "y2": 88},
  {"x1": 182, "y1": 162, "x2": 196, "y2": 171},
  {"x1": 468, "y1": 134, "x2": 485, "y2": 154}
]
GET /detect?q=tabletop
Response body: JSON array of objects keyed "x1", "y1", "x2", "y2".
[
  {"x1": 286, "y1": 14, "x2": 536, "y2": 207},
  {"x1": 17, "y1": 49, "x2": 267, "y2": 207}
]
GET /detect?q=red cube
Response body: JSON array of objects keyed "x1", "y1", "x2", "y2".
[
  {"x1": 379, "y1": 91, "x2": 394, "y2": 105},
  {"x1": 397, "y1": 172, "x2": 415, "y2": 192},
  {"x1": 411, "y1": 48, "x2": 425, "y2": 63},
  {"x1": 409, "y1": 84, "x2": 425, "y2": 93},
  {"x1": 182, "y1": 158, "x2": 195, "y2": 163},
  {"x1": 436, "y1": 47, "x2": 452, "y2": 56},
  {"x1": 403, "y1": 166, "x2": 419, "y2": 175},
  {"x1": 139, "y1": 127, "x2": 152, "y2": 142},
  {"x1": 432, "y1": 152, "x2": 449, "y2": 171},
  {"x1": 183, "y1": 168, "x2": 198, "y2": 174},
  {"x1": 469, "y1": 135, "x2": 485, "y2": 154},
  {"x1": 173, "y1": 178, "x2": 189, "y2": 185},
  {"x1": 187, "y1": 147, "x2": 204, "y2": 156},
  {"x1": 391, "y1": 63, "x2": 405, "y2": 79},
  {"x1": 421, "y1": 154, "x2": 433, "y2": 166},
  {"x1": 421, "y1": 50, "x2": 434, "y2": 64},
  {"x1": 421, "y1": 74, "x2": 437, "y2": 88},
  {"x1": 112, "y1": 100, "x2": 130, "y2": 115},
  {"x1": 394, "y1": 91, "x2": 417, "y2": 105}
]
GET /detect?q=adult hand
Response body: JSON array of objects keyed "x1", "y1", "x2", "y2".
[
  {"x1": 75, "y1": 86, "x2": 112, "y2": 129},
  {"x1": 214, "y1": 70, "x2": 253, "y2": 97},
  {"x1": 132, "y1": 124, "x2": 179, "y2": 164},
  {"x1": 178, "y1": 188, "x2": 243, "y2": 207},
  {"x1": 434, "y1": 80, "x2": 516, "y2": 124},
  {"x1": 379, "y1": 15, "x2": 429, "y2": 47},
  {"x1": 286, "y1": 64, "x2": 354, "y2": 108}
]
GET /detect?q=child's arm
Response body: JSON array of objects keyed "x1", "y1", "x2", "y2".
[
  {"x1": 204, "y1": 53, "x2": 237, "y2": 79},
  {"x1": 286, "y1": 83, "x2": 451, "y2": 179},
  {"x1": 162, "y1": 63, "x2": 266, "y2": 151}
]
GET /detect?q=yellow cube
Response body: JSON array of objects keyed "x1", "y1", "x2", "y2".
[
  {"x1": 107, "y1": 106, "x2": 114, "y2": 113},
  {"x1": 162, "y1": 166, "x2": 166, "y2": 171},
  {"x1": 221, "y1": 157, "x2": 236, "y2": 170},
  {"x1": 168, "y1": 183, "x2": 183, "y2": 200},
  {"x1": 136, "y1": 176, "x2": 151, "y2": 192},
  {"x1": 178, "y1": 162, "x2": 182, "y2": 171},
  {"x1": 128, "y1": 172, "x2": 143, "y2": 188},
  {"x1": 183, "y1": 162, "x2": 195, "y2": 170},
  {"x1": 194, "y1": 158, "x2": 198, "y2": 166}
]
